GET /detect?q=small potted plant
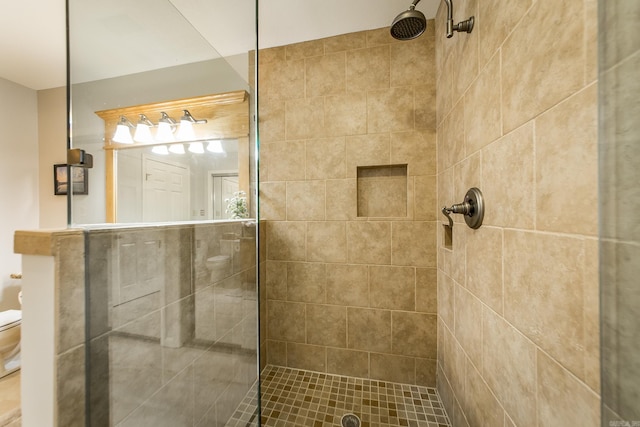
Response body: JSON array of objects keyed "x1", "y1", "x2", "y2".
[{"x1": 225, "y1": 191, "x2": 249, "y2": 219}]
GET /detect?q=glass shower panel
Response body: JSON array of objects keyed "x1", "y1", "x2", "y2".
[
  {"x1": 67, "y1": 0, "x2": 260, "y2": 425},
  {"x1": 599, "y1": 0, "x2": 640, "y2": 424},
  {"x1": 85, "y1": 222, "x2": 259, "y2": 426}
]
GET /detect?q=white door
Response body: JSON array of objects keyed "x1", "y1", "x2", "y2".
[
  {"x1": 143, "y1": 157, "x2": 190, "y2": 222},
  {"x1": 213, "y1": 175, "x2": 239, "y2": 219}
]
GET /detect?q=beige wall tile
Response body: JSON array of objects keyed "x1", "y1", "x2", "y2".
[
  {"x1": 466, "y1": 226, "x2": 503, "y2": 314},
  {"x1": 326, "y1": 348, "x2": 369, "y2": 378},
  {"x1": 267, "y1": 340, "x2": 287, "y2": 366},
  {"x1": 285, "y1": 97, "x2": 325, "y2": 140},
  {"x1": 414, "y1": 83, "x2": 437, "y2": 130},
  {"x1": 504, "y1": 230, "x2": 586, "y2": 379},
  {"x1": 267, "y1": 300, "x2": 305, "y2": 342},
  {"x1": 392, "y1": 311, "x2": 437, "y2": 358},
  {"x1": 346, "y1": 45, "x2": 390, "y2": 92},
  {"x1": 391, "y1": 221, "x2": 436, "y2": 267},
  {"x1": 481, "y1": 123, "x2": 535, "y2": 229},
  {"x1": 477, "y1": 0, "x2": 533, "y2": 68},
  {"x1": 306, "y1": 221, "x2": 347, "y2": 263},
  {"x1": 347, "y1": 307, "x2": 391, "y2": 353},
  {"x1": 286, "y1": 262, "x2": 326, "y2": 303},
  {"x1": 326, "y1": 179, "x2": 357, "y2": 220},
  {"x1": 326, "y1": 264, "x2": 369, "y2": 307},
  {"x1": 287, "y1": 342, "x2": 326, "y2": 372},
  {"x1": 414, "y1": 175, "x2": 437, "y2": 221},
  {"x1": 440, "y1": 101, "x2": 465, "y2": 170},
  {"x1": 451, "y1": 0, "x2": 479, "y2": 101},
  {"x1": 535, "y1": 84, "x2": 598, "y2": 236},
  {"x1": 415, "y1": 358, "x2": 437, "y2": 387},
  {"x1": 464, "y1": 52, "x2": 501, "y2": 154},
  {"x1": 501, "y1": 0, "x2": 585, "y2": 132},
  {"x1": 324, "y1": 32, "x2": 367, "y2": 53},
  {"x1": 438, "y1": 272, "x2": 455, "y2": 330},
  {"x1": 367, "y1": 88, "x2": 416, "y2": 133},
  {"x1": 286, "y1": 39, "x2": 324, "y2": 60},
  {"x1": 306, "y1": 304, "x2": 347, "y2": 348},
  {"x1": 369, "y1": 265, "x2": 415, "y2": 311},
  {"x1": 391, "y1": 129, "x2": 437, "y2": 176},
  {"x1": 454, "y1": 285, "x2": 483, "y2": 369},
  {"x1": 265, "y1": 261, "x2": 287, "y2": 300},
  {"x1": 257, "y1": 98, "x2": 285, "y2": 143},
  {"x1": 463, "y1": 358, "x2": 504, "y2": 427},
  {"x1": 259, "y1": 182, "x2": 286, "y2": 221},
  {"x1": 324, "y1": 93, "x2": 367, "y2": 136},
  {"x1": 584, "y1": 0, "x2": 597, "y2": 83},
  {"x1": 416, "y1": 267, "x2": 437, "y2": 313},
  {"x1": 305, "y1": 52, "x2": 346, "y2": 97},
  {"x1": 482, "y1": 308, "x2": 537, "y2": 427},
  {"x1": 453, "y1": 152, "x2": 481, "y2": 207},
  {"x1": 266, "y1": 221, "x2": 306, "y2": 261},
  {"x1": 259, "y1": 58, "x2": 305, "y2": 101},
  {"x1": 390, "y1": 37, "x2": 435, "y2": 87},
  {"x1": 370, "y1": 353, "x2": 415, "y2": 384},
  {"x1": 305, "y1": 137, "x2": 346, "y2": 180},
  {"x1": 286, "y1": 180, "x2": 326, "y2": 221},
  {"x1": 347, "y1": 221, "x2": 391, "y2": 264},
  {"x1": 366, "y1": 27, "x2": 402, "y2": 47},
  {"x1": 537, "y1": 350, "x2": 600, "y2": 426},
  {"x1": 443, "y1": 323, "x2": 466, "y2": 399},
  {"x1": 266, "y1": 141, "x2": 306, "y2": 182},
  {"x1": 346, "y1": 134, "x2": 391, "y2": 178}
]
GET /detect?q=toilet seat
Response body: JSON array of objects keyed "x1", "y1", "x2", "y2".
[{"x1": 0, "y1": 310, "x2": 21, "y2": 332}]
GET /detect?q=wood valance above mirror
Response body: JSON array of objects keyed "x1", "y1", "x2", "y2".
[{"x1": 95, "y1": 90, "x2": 250, "y2": 222}]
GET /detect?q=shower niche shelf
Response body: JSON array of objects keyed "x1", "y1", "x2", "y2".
[{"x1": 357, "y1": 164, "x2": 408, "y2": 218}]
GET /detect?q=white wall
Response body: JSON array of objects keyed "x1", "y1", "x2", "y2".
[{"x1": 0, "y1": 77, "x2": 40, "y2": 310}]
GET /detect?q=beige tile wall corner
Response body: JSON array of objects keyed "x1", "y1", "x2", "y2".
[
  {"x1": 435, "y1": 0, "x2": 600, "y2": 425},
  {"x1": 259, "y1": 24, "x2": 438, "y2": 386}
]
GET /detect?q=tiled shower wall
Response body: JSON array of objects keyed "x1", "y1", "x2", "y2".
[
  {"x1": 258, "y1": 26, "x2": 439, "y2": 386},
  {"x1": 435, "y1": 0, "x2": 600, "y2": 426}
]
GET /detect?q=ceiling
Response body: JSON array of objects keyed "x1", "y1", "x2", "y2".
[{"x1": 0, "y1": 0, "x2": 439, "y2": 91}]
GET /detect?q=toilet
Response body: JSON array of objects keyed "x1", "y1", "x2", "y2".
[
  {"x1": 0, "y1": 309, "x2": 21, "y2": 377},
  {"x1": 205, "y1": 255, "x2": 232, "y2": 283}
]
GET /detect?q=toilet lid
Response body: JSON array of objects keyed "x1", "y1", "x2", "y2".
[{"x1": 0, "y1": 310, "x2": 21, "y2": 329}]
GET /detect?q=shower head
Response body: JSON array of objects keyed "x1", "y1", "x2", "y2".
[{"x1": 390, "y1": 0, "x2": 427, "y2": 41}]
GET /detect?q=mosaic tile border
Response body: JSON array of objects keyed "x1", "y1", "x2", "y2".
[{"x1": 227, "y1": 365, "x2": 451, "y2": 427}]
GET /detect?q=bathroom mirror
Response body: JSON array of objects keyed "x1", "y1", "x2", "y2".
[
  {"x1": 67, "y1": 0, "x2": 255, "y2": 225},
  {"x1": 95, "y1": 91, "x2": 250, "y2": 223}
]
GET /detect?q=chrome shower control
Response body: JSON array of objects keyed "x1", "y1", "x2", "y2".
[{"x1": 442, "y1": 187, "x2": 484, "y2": 229}]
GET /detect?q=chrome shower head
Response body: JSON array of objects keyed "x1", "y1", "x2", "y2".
[{"x1": 390, "y1": 0, "x2": 427, "y2": 41}]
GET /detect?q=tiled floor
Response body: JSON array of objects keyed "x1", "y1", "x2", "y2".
[
  {"x1": 0, "y1": 371, "x2": 21, "y2": 426},
  {"x1": 227, "y1": 365, "x2": 451, "y2": 427}
]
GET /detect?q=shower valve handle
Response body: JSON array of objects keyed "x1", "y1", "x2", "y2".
[{"x1": 441, "y1": 188, "x2": 485, "y2": 230}]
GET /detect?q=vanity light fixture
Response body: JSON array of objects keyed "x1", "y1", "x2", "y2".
[
  {"x1": 151, "y1": 145, "x2": 169, "y2": 155},
  {"x1": 206, "y1": 140, "x2": 224, "y2": 154},
  {"x1": 133, "y1": 114, "x2": 155, "y2": 143},
  {"x1": 177, "y1": 110, "x2": 207, "y2": 140},
  {"x1": 156, "y1": 112, "x2": 177, "y2": 142},
  {"x1": 168, "y1": 143, "x2": 185, "y2": 154},
  {"x1": 188, "y1": 142, "x2": 205, "y2": 154},
  {"x1": 112, "y1": 116, "x2": 135, "y2": 144}
]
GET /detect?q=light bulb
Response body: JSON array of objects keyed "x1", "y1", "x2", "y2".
[
  {"x1": 188, "y1": 142, "x2": 204, "y2": 154},
  {"x1": 177, "y1": 120, "x2": 195, "y2": 140},
  {"x1": 206, "y1": 140, "x2": 224, "y2": 153},
  {"x1": 169, "y1": 144, "x2": 185, "y2": 154},
  {"x1": 151, "y1": 145, "x2": 169, "y2": 155},
  {"x1": 113, "y1": 123, "x2": 133, "y2": 144},
  {"x1": 156, "y1": 122, "x2": 175, "y2": 142},
  {"x1": 134, "y1": 123, "x2": 154, "y2": 143}
]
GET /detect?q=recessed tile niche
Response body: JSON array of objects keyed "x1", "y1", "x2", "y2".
[{"x1": 357, "y1": 165, "x2": 408, "y2": 218}]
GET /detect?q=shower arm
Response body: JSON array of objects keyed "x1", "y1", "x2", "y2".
[{"x1": 443, "y1": 0, "x2": 474, "y2": 38}]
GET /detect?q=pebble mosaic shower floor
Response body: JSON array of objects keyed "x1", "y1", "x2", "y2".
[{"x1": 226, "y1": 365, "x2": 451, "y2": 427}]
